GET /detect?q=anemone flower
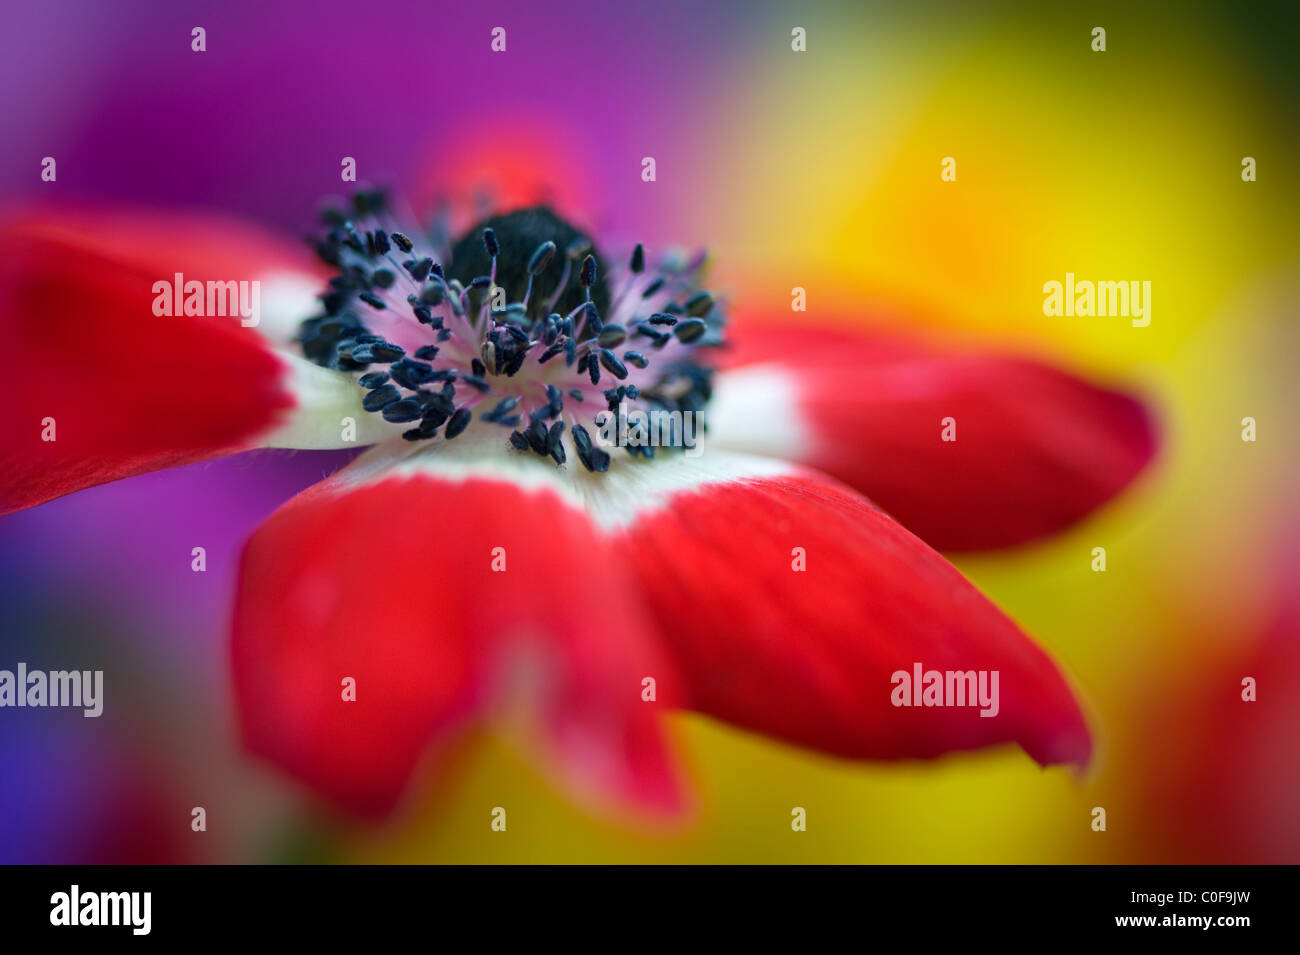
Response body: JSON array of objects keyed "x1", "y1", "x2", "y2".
[{"x1": 0, "y1": 188, "x2": 1156, "y2": 821}]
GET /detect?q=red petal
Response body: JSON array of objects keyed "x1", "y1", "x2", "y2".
[
  {"x1": 0, "y1": 209, "x2": 325, "y2": 514},
  {"x1": 5, "y1": 207, "x2": 328, "y2": 341},
  {"x1": 612, "y1": 462, "x2": 1092, "y2": 769},
  {"x1": 232, "y1": 457, "x2": 686, "y2": 820},
  {"x1": 713, "y1": 320, "x2": 1158, "y2": 550}
]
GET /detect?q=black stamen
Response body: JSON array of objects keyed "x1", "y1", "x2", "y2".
[
  {"x1": 381, "y1": 397, "x2": 425, "y2": 423},
  {"x1": 362, "y1": 384, "x2": 400, "y2": 412},
  {"x1": 598, "y1": 348, "x2": 628, "y2": 380},
  {"x1": 597, "y1": 324, "x2": 627, "y2": 348},
  {"x1": 684, "y1": 291, "x2": 714, "y2": 317},
  {"x1": 445, "y1": 407, "x2": 472, "y2": 439},
  {"x1": 483, "y1": 396, "x2": 519, "y2": 422},
  {"x1": 674, "y1": 318, "x2": 707, "y2": 343},
  {"x1": 528, "y1": 240, "x2": 557, "y2": 275},
  {"x1": 389, "y1": 358, "x2": 435, "y2": 390},
  {"x1": 405, "y1": 258, "x2": 434, "y2": 282},
  {"x1": 526, "y1": 418, "x2": 549, "y2": 455}
]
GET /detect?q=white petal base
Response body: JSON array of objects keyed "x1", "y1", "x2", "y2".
[
  {"x1": 260, "y1": 353, "x2": 406, "y2": 449},
  {"x1": 330, "y1": 424, "x2": 797, "y2": 530},
  {"x1": 708, "y1": 364, "x2": 810, "y2": 461}
]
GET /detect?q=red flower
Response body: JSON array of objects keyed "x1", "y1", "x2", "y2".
[{"x1": 0, "y1": 191, "x2": 1156, "y2": 821}]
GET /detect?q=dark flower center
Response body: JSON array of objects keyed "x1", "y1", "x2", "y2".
[
  {"x1": 448, "y1": 207, "x2": 611, "y2": 320},
  {"x1": 297, "y1": 189, "x2": 722, "y2": 472}
]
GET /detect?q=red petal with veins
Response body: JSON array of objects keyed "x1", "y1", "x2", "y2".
[
  {"x1": 714, "y1": 321, "x2": 1158, "y2": 550},
  {"x1": 613, "y1": 465, "x2": 1092, "y2": 768},
  {"x1": 232, "y1": 466, "x2": 686, "y2": 820},
  {"x1": 0, "y1": 209, "x2": 319, "y2": 514}
]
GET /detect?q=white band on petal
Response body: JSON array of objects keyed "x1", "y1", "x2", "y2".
[
  {"x1": 260, "y1": 352, "x2": 406, "y2": 449},
  {"x1": 254, "y1": 270, "x2": 327, "y2": 345},
  {"x1": 322, "y1": 426, "x2": 797, "y2": 530},
  {"x1": 707, "y1": 364, "x2": 810, "y2": 462}
]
